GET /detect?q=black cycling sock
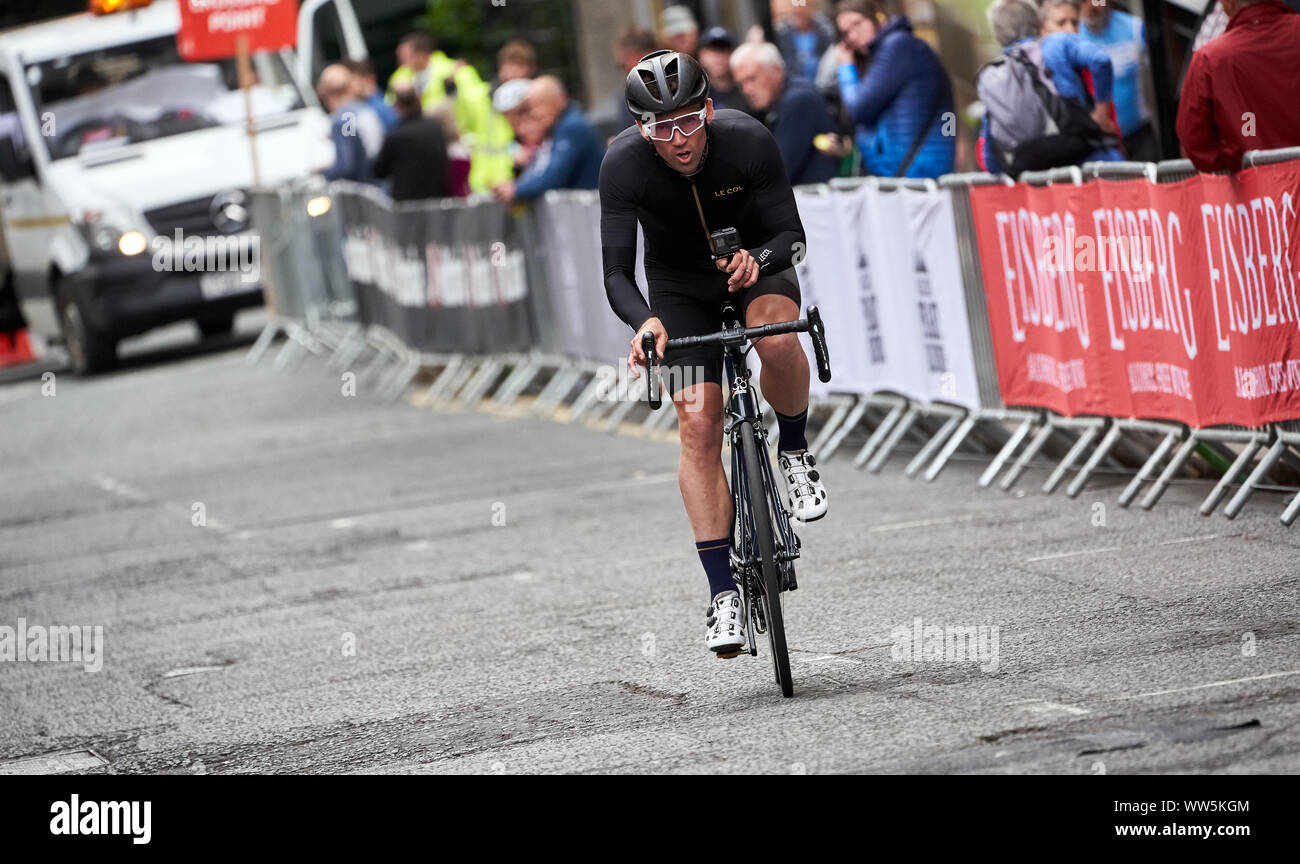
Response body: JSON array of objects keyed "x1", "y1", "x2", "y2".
[
  {"x1": 697, "y1": 536, "x2": 733, "y2": 599},
  {"x1": 775, "y1": 406, "x2": 808, "y2": 452}
]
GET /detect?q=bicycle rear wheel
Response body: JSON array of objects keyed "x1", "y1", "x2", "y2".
[{"x1": 739, "y1": 420, "x2": 793, "y2": 698}]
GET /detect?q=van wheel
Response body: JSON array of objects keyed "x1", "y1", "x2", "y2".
[
  {"x1": 55, "y1": 279, "x2": 116, "y2": 374},
  {"x1": 196, "y1": 311, "x2": 235, "y2": 338}
]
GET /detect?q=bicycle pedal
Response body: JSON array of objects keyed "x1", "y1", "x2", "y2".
[{"x1": 714, "y1": 648, "x2": 744, "y2": 659}]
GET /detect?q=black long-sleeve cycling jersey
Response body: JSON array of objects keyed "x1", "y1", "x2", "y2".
[{"x1": 598, "y1": 108, "x2": 807, "y2": 330}]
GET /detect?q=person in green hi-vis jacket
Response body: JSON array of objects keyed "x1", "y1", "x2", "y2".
[{"x1": 386, "y1": 32, "x2": 513, "y2": 193}]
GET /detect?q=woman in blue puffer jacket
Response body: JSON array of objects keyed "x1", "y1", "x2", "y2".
[{"x1": 831, "y1": 0, "x2": 955, "y2": 178}]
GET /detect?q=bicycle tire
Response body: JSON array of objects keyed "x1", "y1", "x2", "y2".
[{"x1": 738, "y1": 420, "x2": 794, "y2": 698}]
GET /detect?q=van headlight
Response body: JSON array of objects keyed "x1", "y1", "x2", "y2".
[
  {"x1": 78, "y1": 216, "x2": 146, "y2": 256},
  {"x1": 117, "y1": 232, "x2": 146, "y2": 256}
]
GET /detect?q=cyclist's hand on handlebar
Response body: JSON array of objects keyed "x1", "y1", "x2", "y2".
[
  {"x1": 716, "y1": 249, "x2": 760, "y2": 292},
  {"x1": 628, "y1": 317, "x2": 667, "y2": 377}
]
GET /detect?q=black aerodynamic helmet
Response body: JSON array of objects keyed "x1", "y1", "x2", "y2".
[{"x1": 624, "y1": 49, "x2": 710, "y2": 119}]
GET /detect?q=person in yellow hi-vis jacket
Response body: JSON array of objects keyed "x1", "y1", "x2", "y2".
[{"x1": 386, "y1": 32, "x2": 513, "y2": 193}]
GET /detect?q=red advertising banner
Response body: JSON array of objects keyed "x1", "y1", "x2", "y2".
[
  {"x1": 177, "y1": 0, "x2": 298, "y2": 61},
  {"x1": 969, "y1": 160, "x2": 1300, "y2": 427}
]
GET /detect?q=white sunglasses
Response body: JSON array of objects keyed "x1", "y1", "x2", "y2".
[{"x1": 641, "y1": 106, "x2": 708, "y2": 142}]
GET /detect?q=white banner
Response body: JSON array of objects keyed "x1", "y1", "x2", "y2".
[
  {"x1": 793, "y1": 188, "x2": 866, "y2": 397},
  {"x1": 900, "y1": 187, "x2": 980, "y2": 410},
  {"x1": 537, "y1": 192, "x2": 649, "y2": 366},
  {"x1": 790, "y1": 183, "x2": 981, "y2": 408}
]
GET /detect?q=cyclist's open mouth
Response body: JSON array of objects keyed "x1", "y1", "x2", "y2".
[{"x1": 675, "y1": 149, "x2": 694, "y2": 165}]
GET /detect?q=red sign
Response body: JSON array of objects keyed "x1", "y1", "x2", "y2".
[
  {"x1": 177, "y1": 0, "x2": 298, "y2": 61},
  {"x1": 969, "y1": 161, "x2": 1300, "y2": 428}
]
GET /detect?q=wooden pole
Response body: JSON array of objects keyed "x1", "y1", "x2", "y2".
[
  {"x1": 236, "y1": 34, "x2": 275, "y2": 315},
  {"x1": 236, "y1": 34, "x2": 263, "y2": 188}
]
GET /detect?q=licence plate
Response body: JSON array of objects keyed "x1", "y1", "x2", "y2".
[{"x1": 199, "y1": 271, "x2": 256, "y2": 299}]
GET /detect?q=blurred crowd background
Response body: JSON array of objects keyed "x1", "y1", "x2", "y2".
[{"x1": 4, "y1": 0, "x2": 1299, "y2": 202}]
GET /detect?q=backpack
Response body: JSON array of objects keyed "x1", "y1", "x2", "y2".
[{"x1": 976, "y1": 39, "x2": 1113, "y2": 178}]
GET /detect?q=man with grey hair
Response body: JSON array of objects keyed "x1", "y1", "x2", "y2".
[
  {"x1": 987, "y1": 0, "x2": 1040, "y2": 47},
  {"x1": 977, "y1": 0, "x2": 1121, "y2": 175},
  {"x1": 730, "y1": 42, "x2": 836, "y2": 184}
]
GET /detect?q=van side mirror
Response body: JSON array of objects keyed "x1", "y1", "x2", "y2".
[{"x1": 0, "y1": 137, "x2": 34, "y2": 181}]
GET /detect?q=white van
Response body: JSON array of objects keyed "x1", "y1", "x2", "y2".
[{"x1": 0, "y1": 0, "x2": 367, "y2": 372}]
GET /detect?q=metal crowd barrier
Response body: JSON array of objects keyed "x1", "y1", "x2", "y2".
[
  {"x1": 246, "y1": 146, "x2": 1300, "y2": 524},
  {"x1": 247, "y1": 177, "x2": 359, "y2": 373}
]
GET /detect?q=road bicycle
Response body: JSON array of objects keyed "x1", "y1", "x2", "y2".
[{"x1": 641, "y1": 300, "x2": 831, "y2": 697}]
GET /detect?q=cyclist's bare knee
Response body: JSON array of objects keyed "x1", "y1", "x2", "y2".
[
  {"x1": 754, "y1": 331, "x2": 804, "y2": 370},
  {"x1": 674, "y1": 382, "x2": 722, "y2": 459}
]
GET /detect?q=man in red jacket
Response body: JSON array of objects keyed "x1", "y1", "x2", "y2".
[{"x1": 1176, "y1": 0, "x2": 1300, "y2": 172}]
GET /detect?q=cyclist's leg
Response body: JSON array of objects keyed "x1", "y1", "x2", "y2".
[
  {"x1": 649, "y1": 278, "x2": 734, "y2": 601},
  {"x1": 742, "y1": 268, "x2": 827, "y2": 520},
  {"x1": 741, "y1": 268, "x2": 809, "y2": 423}
]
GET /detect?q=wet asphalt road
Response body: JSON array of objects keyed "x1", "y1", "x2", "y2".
[{"x1": 1, "y1": 316, "x2": 1297, "y2": 774}]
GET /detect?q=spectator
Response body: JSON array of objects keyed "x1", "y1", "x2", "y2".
[
  {"x1": 494, "y1": 77, "x2": 540, "y2": 175},
  {"x1": 1039, "y1": 0, "x2": 1079, "y2": 34},
  {"x1": 591, "y1": 26, "x2": 660, "y2": 140},
  {"x1": 731, "y1": 42, "x2": 836, "y2": 185},
  {"x1": 833, "y1": 0, "x2": 955, "y2": 178},
  {"x1": 341, "y1": 58, "x2": 397, "y2": 131},
  {"x1": 429, "y1": 102, "x2": 473, "y2": 197},
  {"x1": 774, "y1": 0, "x2": 836, "y2": 82},
  {"x1": 698, "y1": 27, "x2": 749, "y2": 113},
  {"x1": 615, "y1": 25, "x2": 659, "y2": 73},
  {"x1": 317, "y1": 64, "x2": 378, "y2": 183},
  {"x1": 493, "y1": 38, "x2": 538, "y2": 91},
  {"x1": 474, "y1": 39, "x2": 540, "y2": 198},
  {"x1": 661, "y1": 5, "x2": 700, "y2": 57},
  {"x1": 1176, "y1": 0, "x2": 1300, "y2": 172},
  {"x1": 1040, "y1": 1, "x2": 1121, "y2": 138},
  {"x1": 1079, "y1": 0, "x2": 1159, "y2": 161},
  {"x1": 386, "y1": 32, "x2": 437, "y2": 107},
  {"x1": 492, "y1": 76, "x2": 603, "y2": 204},
  {"x1": 978, "y1": 0, "x2": 1121, "y2": 176},
  {"x1": 386, "y1": 32, "x2": 504, "y2": 193},
  {"x1": 373, "y1": 86, "x2": 449, "y2": 201}
]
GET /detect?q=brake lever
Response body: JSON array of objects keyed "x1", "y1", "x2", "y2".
[
  {"x1": 807, "y1": 305, "x2": 832, "y2": 383},
  {"x1": 641, "y1": 330, "x2": 661, "y2": 410}
]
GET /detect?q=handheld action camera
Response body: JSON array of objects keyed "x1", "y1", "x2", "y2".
[{"x1": 708, "y1": 227, "x2": 741, "y2": 261}]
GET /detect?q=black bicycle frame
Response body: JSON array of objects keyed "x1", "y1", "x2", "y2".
[
  {"x1": 640, "y1": 298, "x2": 830, "y2": 595},
  {"x1": 718, "y1": 306, "x2": 800, "y2": 593}
]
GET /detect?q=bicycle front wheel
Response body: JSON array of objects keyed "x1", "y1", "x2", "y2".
[{"x1": 739, "y1": 420, "x2": 793, "y2": 698}]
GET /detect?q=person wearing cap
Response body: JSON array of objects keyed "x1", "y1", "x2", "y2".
[
  {"x1": 492, "y1": 76, "x2": 604, "y2": 204},
  {"x1": 731, "y1": 42, "x2": 836, "y2": 184},
  {"x1": 697, "y1": 27, "x2": 750, "y2": 114},
  {"x1": 494, "y1": 77, "x2": 541, "y2": 175},
  {"x1": 773, "y1": 0, "x2": 837, "y2": 82},
  {"x1": 661, "y1": 5, "x2": 700, "y2": 56}
]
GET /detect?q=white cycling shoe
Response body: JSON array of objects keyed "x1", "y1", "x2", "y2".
[
  {"x1": 705, "y1": 590, "x2": 747, "y2": 658},
  {"x1": 779, "y1": 448, "x2": 828, "y2": 522}
]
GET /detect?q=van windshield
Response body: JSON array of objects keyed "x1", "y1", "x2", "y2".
[{"x1": 26, "y1": 36, "x2": 305, "y2": 160}]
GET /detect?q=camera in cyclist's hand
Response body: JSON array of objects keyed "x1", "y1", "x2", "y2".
[{"x1": 708, "y1": 227, "x2": 741, "y2": 261}]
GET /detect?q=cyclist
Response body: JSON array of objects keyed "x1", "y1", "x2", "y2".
[{"x1": 599, "y1": 50, "x2": 829, "y2": 657}]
